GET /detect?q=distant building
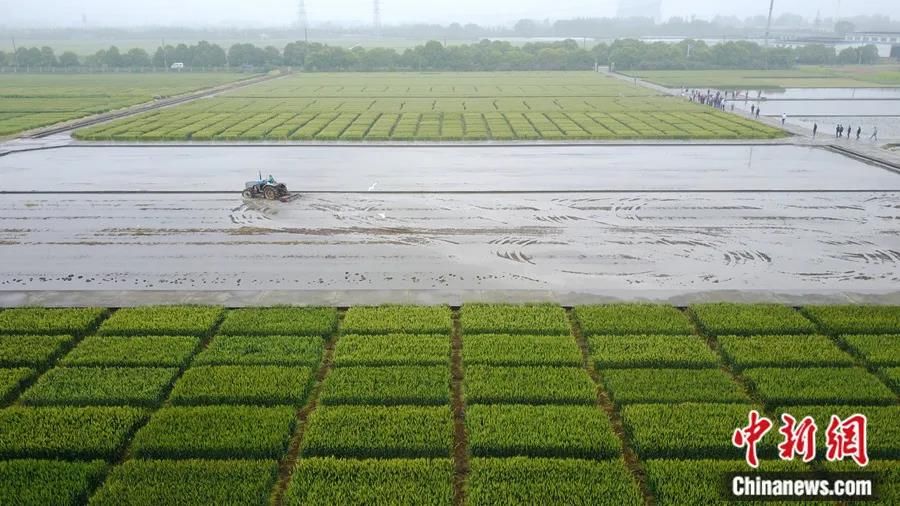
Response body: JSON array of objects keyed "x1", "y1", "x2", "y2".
[
  {"x1": 616, "y1": 0, "x2": 662, "y2": 23},
  {"x1": 845, "y1": 31, "x2": 900, "y2": 44}
]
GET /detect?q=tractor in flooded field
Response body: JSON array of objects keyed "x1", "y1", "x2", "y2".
[{"x1": 242, "y1": 173, "x2": 298, "y2": 202}]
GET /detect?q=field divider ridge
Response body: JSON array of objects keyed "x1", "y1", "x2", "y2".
[
  {"x1": 270, "y1": 308, "x2": 345, "y2": 506},
  {"x1": 566, "y1": 307, "x2": 654, "y2": 506},
  {"x1": 450, "y1": 307, "x2": 469, "y2": 506}
]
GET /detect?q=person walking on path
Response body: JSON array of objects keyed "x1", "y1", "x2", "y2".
[
  {"x1": 836, "y1": 124, "x2": 841, "y2": 138},
  {"x1": 813, "y1": 123, "x2": 818, "y2": 137},
  {"x1": 781, "y1": 113, "x2": 787, "y2": 126},
  {"x1": 870, "y1": 126, "x2": 878, "y2": 142},
  {"x1": 847, "y1": 125, "x2": 851, "y2": 139},
  {"x1": 751, "y1": 104, "x2": 755, "y2": 116},
  {"x1": 856, "y1": 126, "x2": 861, "y2": 140},
  {"x1": 755, "y1": 107, "x2": 760, "y2": 119}
]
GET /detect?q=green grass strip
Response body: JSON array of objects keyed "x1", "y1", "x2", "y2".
[
  {"x1": 460, "y1": 304, "x2": 570, "y2": 335},
  {"x1": 588, "y1": 334, "x2": 719, "y2": 368},
  {"x1": 61, "y1": 336, "x2": 199, "y2": 367},
  {"x1": 718, "y1": 334, "x2": 855, "y2": 369},
  {"x1": 20, "y1": 367, "x2": 178, "y2": 407},
  {"x1": 0, "y1": 308, "x2": 105, "y2": 335},
  {"x1": 332, "y1": 334, "x2": 450, "y2": 366},
  {"x1": 0, "y1": 459, "x2": 106, "y2": 506},
  {"x1": 341, "y1": 306, "x2": 452, "y2": 335},
  {"x1": 462, "y1": 334, "x2": 583, "y2": 366},
  {"x1": 691, "y1": 303, "x2": 817, "y2": 336},
  {"x1": 0, "y1": 335, "x2": 73, "y2": 367},
  {"x1": 97, "y1": 306, "x2": 223, "y2": 337},
  {"x1": 193, "y1": 335, "x2": 324, "y2": 366},
  {"x1": 574, "y1": 304, "x2": 694, "y2": 335},
  {"x1": 319, "y1": 365, "x2": 449, "y2": 406},
  {"x1": 169, "y1": 365, "x2": 314, "y2": 406},
  {"x1": 217, "y1": 307, "x2": 337, "y2": 336},
  {"x1": 463, "y1": 366, "x2": 596, "y2": 404},
  {"x1": 601, "y1": 368, "x2": 748, "y2": 404},
  {"x1": 743, "y1": 367, "x2": 896, "y2": 405},
  {"x1": 802, "y1": 305, "x2": 900, "y2": 334},
  {"x1": 841, "y1": 335, "x2": 900, "y2": 366}
]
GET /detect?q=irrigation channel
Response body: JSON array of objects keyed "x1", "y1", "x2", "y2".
[{"x1": 0, "y1": 144, "x2": 898, "y2": 306}]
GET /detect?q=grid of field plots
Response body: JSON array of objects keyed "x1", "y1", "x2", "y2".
[
  {"x1": 0, "y1": 304, "x2": 896, "y2": 504},
  {"x1": 74, "y1": 73, "x2": 784, "y2": 141}
]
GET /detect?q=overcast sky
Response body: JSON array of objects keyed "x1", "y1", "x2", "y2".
[{"x1": 1, "y1": 0, "x2": 898, "y2": 28}]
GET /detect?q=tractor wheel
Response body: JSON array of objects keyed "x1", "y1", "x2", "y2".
[
  {"x1": 264, "y1": 187, "x2": 277, "y2": 200},
  {"x1": 242, "y1": 190, "x2": 253, "y2": 198}
]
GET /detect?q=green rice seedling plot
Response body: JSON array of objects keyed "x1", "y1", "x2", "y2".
[
  {"x1": 574, "y1": 304, "x2": 694, "y2": 336},
  {"x1": 217, "y1": 307, "x2": 337, "y2": 336},
  {"x1": 0, "y1": 406, "x2": 146, "y2": 459},
  {"x1": 841, "y1": 335, "x2": 900, "y2": 366},
  {"x1": 802, "y1": 306, "x2": 900, "y2": 334},
  {"x1": 467, "y1": 457, "x2": 643, "y2": 506},
  {"x1": 60, "y1": 336, "x2": 199, "y2": 368},
  {"x1": 0, "y1": 459, "x2": 106, "y2": 506},
  {"x1": 622, "y1": 402, "x2": 774, "y2": 459},
  {"x1": 20, "y1": 367, "x2": 178, "y2": 407},
  {"x1": 301, "y1": 405, "x2": 453, "y2": 458},
  {"x1": 318, "y1": 365, "x2": 449, "y2": 406},
  {"x1": 0, "y1": 73, "x2": 254, "y2": 137},
  {"x1": 601, "y1": 368, "x2": 748, "y2": 404},
  {"x1": 0, "y1": 368, "x2": 34, "y2": 403},
  {"x1": 466, "y1": 404, "x2": 620, "y2": 458},
  {"x1": 285, "y1": 457, "x2": 454, "y2": 506},
  {"x1": 460, "y1": 304, "x2": 570, "y2": 336},
  {"x1": 690, "y1": 303, "x2": 817, "y2": 336},
  {"x1": 463, "y1": 366, "x2": 596, "y2": 405},
  {"x1": 644, "y1": 459, "x2": 811, "y2": 506},
  {"x1": 193, "y1": 335, "x2": 324, "y2": 366},
  {"x1": 169, "y1": 365, "x2": 314, "y2": 406},
  {"x1": 332, "y1": 334, "x2": 449, "y2": 367},
  {"x1": 130, "y1": 405, "x2": 296, "y2": 459},
  {"x1": 0, "y1": 308, "x2": 105, "y2": 335},
  {"x1": 341, "y1": 306, "x2": 452, "y2": 335},
  {"x1": 462, "y1": 334, "x2": 583, "y2": 367},
  {"x1": 588, "y1": 334, "x2": 720, "y2": 368},
  {"x1": 97, "y1": 306, "x2": 223, "y2": 337},
  {"x1": 774, "y1": 405, "x2": 900, "y2": 459},
  {"x1": 743, "y1": 367, "x2": 896, "y2": 405},
  {"x1": 717, "y1": 334, "x2": 855, "y2": 369},
  {"x1": 89, "y1": 459, "x2": 278, "y2": 506},
  {"x1": 883, "y1": 367, "x2": 900, "y2": 390},
  {"x1": 0, "y1": 335, "x2": 72, "y2": 367},
  {"x1": 74, "y1": 72, "x2": 783, "y2": 141},
  {"x1": 824, "y1": 460, "x2": 899, "y2": 505}
]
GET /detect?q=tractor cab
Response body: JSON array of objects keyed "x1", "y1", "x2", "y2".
[{"x1": 242, "y1": 172, "x2": 294, "y2": 201}]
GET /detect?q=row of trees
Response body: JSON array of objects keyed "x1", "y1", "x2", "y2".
[{"x1": 0, "y1": 39, "x2": 881, "y2": 71}]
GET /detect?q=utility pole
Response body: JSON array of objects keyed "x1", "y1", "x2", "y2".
[
  {"x1": 11, "y1": 37, "x2": 18, "y2": 72},
  {"x1": 764, "y1": 0, "x2": 775, "y2": 70},
  {"x1": 373, "y1": 0, "x2": 382, "y2": 36},
  {"x1": 162, "y1": 39, "x2": 167, "y2": 71},
  {"x1": 297, "y1": 0, "x2": 308, "y2": 34}
]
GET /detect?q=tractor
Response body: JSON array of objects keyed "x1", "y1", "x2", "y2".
[{"x1": 242, "y1": 173, "x2": 295, "y2": 201}]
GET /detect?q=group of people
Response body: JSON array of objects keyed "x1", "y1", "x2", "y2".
[
  {"x1": 686, "y1": 89, "x2": 730, "y2": 111},
  {"x1": 812, "y1": 122, "x2": 878, "y2": 141}
]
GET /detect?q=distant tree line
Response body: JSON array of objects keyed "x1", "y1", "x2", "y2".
[{"x1": 0, "y1": 39, "x2": 881, "y2": 71}]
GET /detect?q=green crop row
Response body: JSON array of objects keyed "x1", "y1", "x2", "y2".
[
  {"x1": 169, "y1": 365, "x2": 315, "y2": 406},
  {"x1": 98, "y1": 306, "x2": 224, "y2": 337},
  {"x1": 341, "y1": 306, "x2": 452, "y2": 335},
  {"x1": 717, "y1": 334, "x2": 854, "y2": 369},
  {"x1": 802, "y1": 305, "x2": 900, "y2": 334},
  {"x1": 466, "y1": 404, "x2": 620, "y2": 459},
  {"x1": 462, "y1": 334, "x2": 583, "y2": 367},
  {"x1": 217, "y1": 307, "x2": 337, "y2": 336},
  {"x1": 285, "y1": 458, "x2": 453, "y2": 506},
  {"x1": 0, "y1": 335, "x2": 72, "y2": 367},
  {"x1": 0, "y1": 368, "x2": 34, "y2": 403},
  {"x1": 0, "y1": 406, "x2": 147, "y2": 460},
  {"x1": 574, "y1": 304, "x2": 694, "y2": 336},
  {"x1": 61, "y1": 336, "x2": 200, "y2": 368},
  {"x1": 622, "y1": 402, "x2": 769, "y2": 459},
  {"x1": 319, "y1": 365, "x2": 449, "y2": 406},
  {"x1": 131, "y1": 405, "x2": 296, "y2": 459},
  {"x1": 332, "y1": 334, "x2": 449, "y2": 366},
  {"x1": 0, "y1": 308, "x2": 106, "y2": 335},
  {"x1": 90, "y1": 459, "x2": 278, "y2": 506},
  {"x1": 588, "y1": 334, "x2": 719, "y2": 368},
  {"x1": 301, "y1": 405, "x2": 453, "y2": 458},
  {"x1": 743, "y1": 367, "x2": 896, "y2": 405},
  {"x1": 883, "y1": 367, "x2": 900, "y2": 391},
  {"x1": 460, "y1": 304, "x2": 570, "y2": 336},
  {"x1": 467, "y1": 458, "x2": 643, "y2": 506},
  {"x1": 690, "y1": 303, "x2": 817, "y2": 336},
  {"x1": 20, "y1": 367, "x2": 179, "y2": 407},
  {"x1": 194, "y1": 335, "x2": 324, "y2": 366},
  {"x1": 601, "y1": 368, "x2": 748, "y2": 405},
  {"x1": 773, "y1": 405, "x2": 900, "y2": 459},
  {"x1": 840, "y1": 335, "x2": 900, "y2": 366},
  {"x1": 0, "y1": 459, "x2": 107, "y2": 506},
  {"x1": 644, "y1": 459, "x2": 808, "y2": 505},
  {"x1": 463, "y1": 366, "x2": 596, "y2": 405}
]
